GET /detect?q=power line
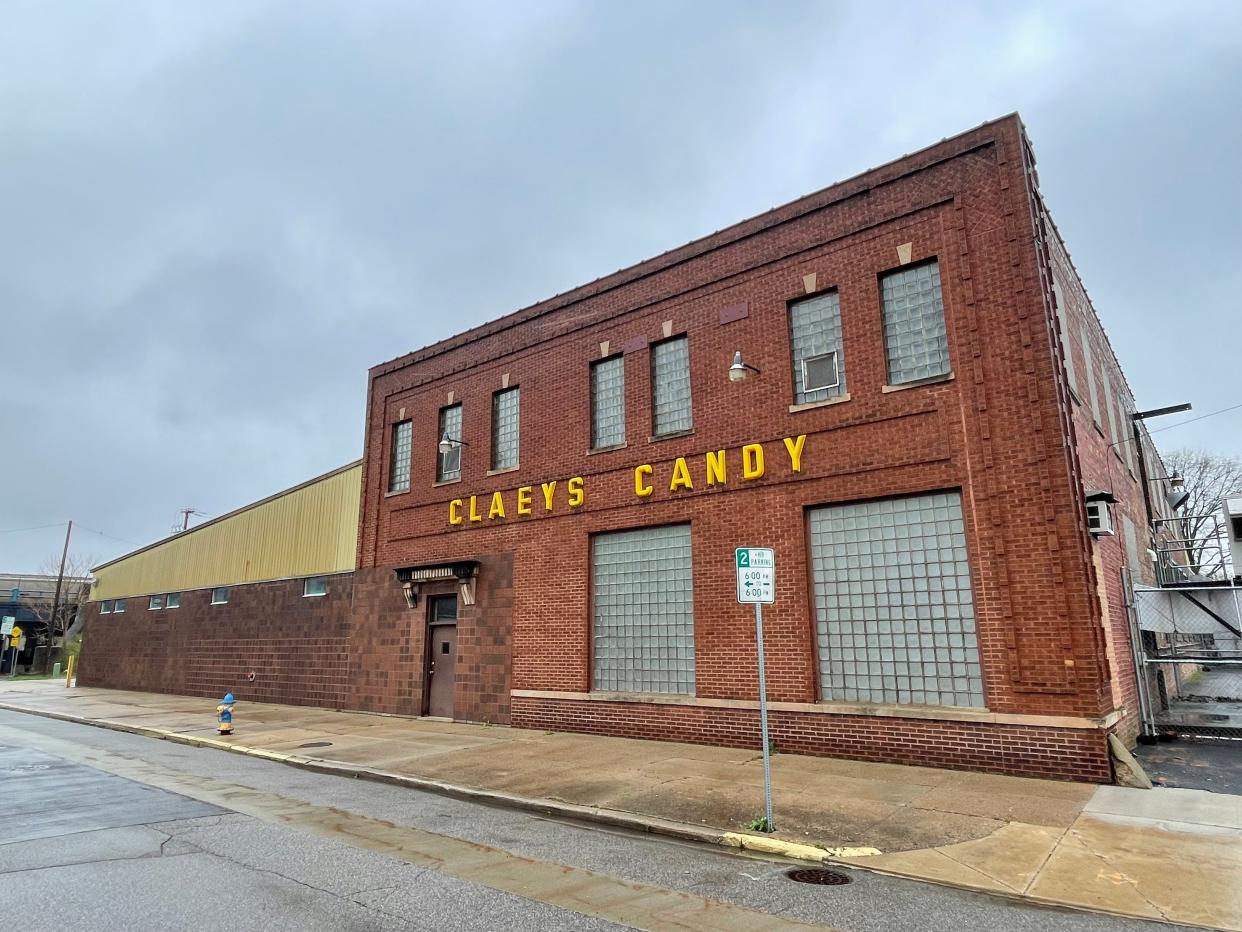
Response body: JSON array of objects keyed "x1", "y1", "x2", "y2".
[
  {"x1": 1146, "y1": 401, "x2": 1242, "y2": 437},
  {"x1": 1110, "y1": 400, "x2": 1242, "y2": 449},
  {"x1": 73, "y1": 525, "x2": 139, "y2": 546},
  {"x1": 0, "y1": 523, "x2": 65, "y2": 535}
]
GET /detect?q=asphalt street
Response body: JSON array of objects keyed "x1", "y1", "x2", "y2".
[{"x1": 0, "y1": 710, "x2": 1196, "y2": 932}]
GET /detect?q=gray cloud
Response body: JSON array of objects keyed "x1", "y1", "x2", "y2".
[{"x1": 1, "y1": 0, "x2": 1239, "y2": 570}]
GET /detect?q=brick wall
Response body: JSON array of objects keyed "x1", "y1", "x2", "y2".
[
  {"x1": 512, "y1": 696, "x2": 1112, "y2": 783},
  {"x1": 345, "y1": 114, "x2": 1129, "y2": 779},
  {"x1": 78, "y1": 574, "x2": 353, "y2": 707}
]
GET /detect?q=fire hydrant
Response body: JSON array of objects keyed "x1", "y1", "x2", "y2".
[{"x1": 216, "y1": 692, "x2": 236, "y2": 735}]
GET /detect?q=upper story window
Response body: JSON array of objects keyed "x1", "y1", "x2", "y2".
[
  {"x1": 211, "y1": 587, "x2": 229, "y2": 605},
  {"x1": 591, "y1": 356, "x2": 626, "y2": 449},
  {"x1": 388, "y1": 420, "x2": 412, "y2": 492},
  {"x1": 149, "y1": 594, "x2": 164, "y2": 610},
  {"x1": 789, "y1": 291, "x2": 846, "y2": 404},
  {"x1": 491, "y1": 387, "x2": 520, "y2": 470},
  {"x1": 1079, "y1": 322, "x2": 1102, "y2": 428},
  {"x1": 651, "y1": 336, "x2": 692, "y2": 436},
  {"x1": 303, "y1": 576, "x2": 327, "y2": 597},
  {"x1": 438, "y1": 404, "x2": 463, "y2": 481},
  {"x1": 166, "y1": 592, "x2": 181, "y2": 609},
  {"x1": 113, "y1": 598, "x2": 126, "y2": 613},
  {"x1": 100, "y1": 600, "x2": 113, "y2": 614},
  {"x1": 1051, "y1": 273, "x2": 1079, "y2": 395},
  {"x1": 880, "y1": 260, "x2": 950, "y2": 385}
]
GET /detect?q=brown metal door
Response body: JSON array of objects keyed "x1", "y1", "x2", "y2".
[{"x1": 427, "y1": 596, "x2": 458, "y2": 718}]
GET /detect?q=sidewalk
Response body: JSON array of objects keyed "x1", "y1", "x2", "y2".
[{"x1": 2, "y1": 680, "x2": 1239, "y2": 930}]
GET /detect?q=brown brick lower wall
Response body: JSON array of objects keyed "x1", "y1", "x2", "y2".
[
  {"x1": 78, "y1": 574, "x2": 354, "y2": 708},
  {"x1": 511, "y1": 696, "x2": 1114, "y2": 782}
]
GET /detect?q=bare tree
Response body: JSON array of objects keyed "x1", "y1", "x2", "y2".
[
  {"x1": 1165, "y1": 449, "x2": 1242, "y2": 576},
  {"x1": 22, "y1": 554, "x2": 94, "y2": 662}
]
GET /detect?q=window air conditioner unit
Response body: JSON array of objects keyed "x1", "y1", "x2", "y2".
[{"x1": 1085, "y1": 490, "x2": 1117, "y2": 537}]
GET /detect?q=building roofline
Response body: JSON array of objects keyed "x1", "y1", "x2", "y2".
[
  {"x1": 370, "y1": 113, "x2": 1023, "y2": 379},
  {"x1": 90, "y1": 459, "x2": 363, "y2": 574}
]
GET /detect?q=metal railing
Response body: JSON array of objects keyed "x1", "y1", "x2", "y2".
[{"x1": 1151, "y1": 512, "x2": 1237, "y2": 587}]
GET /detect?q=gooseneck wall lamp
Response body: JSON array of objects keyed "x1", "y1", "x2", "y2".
[
  {"x1": 438, "y1": 433, "x2": 469, "y2": 455},
  {"x1": 728, "y1": 350, "x2": 762, "y2": 383}
]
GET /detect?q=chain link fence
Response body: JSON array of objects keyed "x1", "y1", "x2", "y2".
[{"x1": 1132, "y1": 587, "x2": 1242, "y2": 740}]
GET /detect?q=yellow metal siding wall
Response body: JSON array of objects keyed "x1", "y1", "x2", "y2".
[{"x1": 92, "y1": 465, "x2": 361, "y2": 600}]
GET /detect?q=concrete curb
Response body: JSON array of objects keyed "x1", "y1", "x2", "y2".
[
  {"x1": 6, "y1": 700, "x2": 1225, "y2": 930},
  {"x1": 0, "y1": 702, "x2": 761, "y2": 854}
]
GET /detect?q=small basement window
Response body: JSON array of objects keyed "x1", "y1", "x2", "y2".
[
  {"x1": 210, "y1": 587, "x2": 229, "y2": 605},
  {"x1": 149, "y1": 594, "x2": 164, "y2": 610},
  {"x1": 100, "y1": 600, "x2": 113, "y2": 614},
  {"x1": 166, "y1": 592, "x2": 181, "y2": 609},
  {"x1": 303, "y1": 576, "x2": 327, "y2": 598}
]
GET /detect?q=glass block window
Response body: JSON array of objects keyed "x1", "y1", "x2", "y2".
[
  {"x1": 591, "y1": 356, "x2": 626, "y2": 449},
  {"x1": 113, "y1": 598, "x2": 126, "y2": 613},
  {"x1": 438, "y1": 404, "x2": 463, "y2": 481},
  {"x1": 166, "y1": 592, "x2": 181, "y2": 609},
  {"x1": 592, "y1": 524, "x2": 694, "y2": 694},
  {"x1": 100, "y1": 600, "x2": 113, "y2": 614},
  {"x1": 790, "y1": 291, "x2": 846, "y2": 404},
  {"x1": 651, "y1": 336, "x2": 692, "y2": 435},
  {"x1": 880, "y1": 261, "x2": 950, "y2": 385},
  {"x1": 491, "y1": 388, "x2": 520, "y2": 471},
  {"x1": 1104, "y1": 375, "x2": 1122, "y2": 450},
  {"x1": 1051, "y1": 274, "x2": 1078, "y2": 394},
  {"x1": 388, "y1": 420, "x2": 412, "y2": 492},
  {"x1": 149, "y1": 594, "x2": 164, "y2": 610},
  {"x1": 808, "y1": 491, "x2": 983, "y2": 708},
  {"x1": 303, "y1": 576, "x2": 327, "y2": 597},
  {"x1": 1117, "y1": 392, "x2": 1136, "y2": 474},
  {"x1": 1079, "y1": 322, "x2": 1102, "y2": 427},
  {"x1": 210, "y1": 587, "x2": 229, "y2": 605}
]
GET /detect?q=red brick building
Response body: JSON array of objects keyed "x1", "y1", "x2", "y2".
[
  {"x1": 83, "y1": 114, "x2": 1173, "y2": 782},
  {"x1": 348, "y1": 113, "x2": 1165, "y2": 782}
]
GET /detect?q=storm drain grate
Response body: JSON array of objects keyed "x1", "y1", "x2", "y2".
[
  {"x1": 297, "y1": 741, "x2": 333, "y2": 749},
  {"x1": 785, "y1": 868, "x2": 852, "y2": 886}
]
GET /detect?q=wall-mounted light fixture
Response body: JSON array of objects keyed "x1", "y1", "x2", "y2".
[
  {"x1": 728, "y1": 350, "x2": 762, "y2": 383},
  {"x1": 438, "y1": 433, "x2": 469, "y2": 456}
]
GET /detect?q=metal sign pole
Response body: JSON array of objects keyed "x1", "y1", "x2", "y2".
[{"x1": 755, "y1": 600, "x2": 774, "y2": 832}]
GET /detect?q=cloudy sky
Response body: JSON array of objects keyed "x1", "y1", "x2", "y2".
[{"x1": 1, "y1": 1, "x2": 1239, "y2": 573}]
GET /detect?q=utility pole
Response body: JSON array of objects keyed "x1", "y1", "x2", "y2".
[{"x1": 45, "y1": 520, "x2": 72, "y2": 673}]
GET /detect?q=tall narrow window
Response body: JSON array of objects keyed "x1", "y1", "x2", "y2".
[
  {"x1": 1104, "y1": 374, "x2": 1122, "y2": 454},
  {"x1": 1079, "y1": 323, "x2": 1102, "y2": 428},
  {"x1": 651, "y1": 336, "x2": 692, "y2": 436},
  {"x1": 880, "y1": 260, "x2": 950, "y2": 385},
  {"x1": 438, "y1": 404, "x2": 463, "y2": 481},
  {"x1": 491, "y1": 387, "x2": 520, "y2": 470},
  {"x1": 808, "y1": 492, "x2": 983, "y2": 708},
  {"x1": 591, "y1": 356, "x2": 626, "y2": 449},
  {"x1": 592, "y1": 524, "x2": 694, "y2": 694},
  {"x1": 388, "y1": 420, "x2": 412, "y2": 492},
  {"x1": 789, "y1": 291, "x2": 846, "y2": 405}
]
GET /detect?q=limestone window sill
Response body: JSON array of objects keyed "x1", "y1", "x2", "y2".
[
  {"x1": 789, "y1": 393, "x2": 851, "y2": 414},
  {"x1": 881, "y1": 372, "x2": 954, "y2": 393}
]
